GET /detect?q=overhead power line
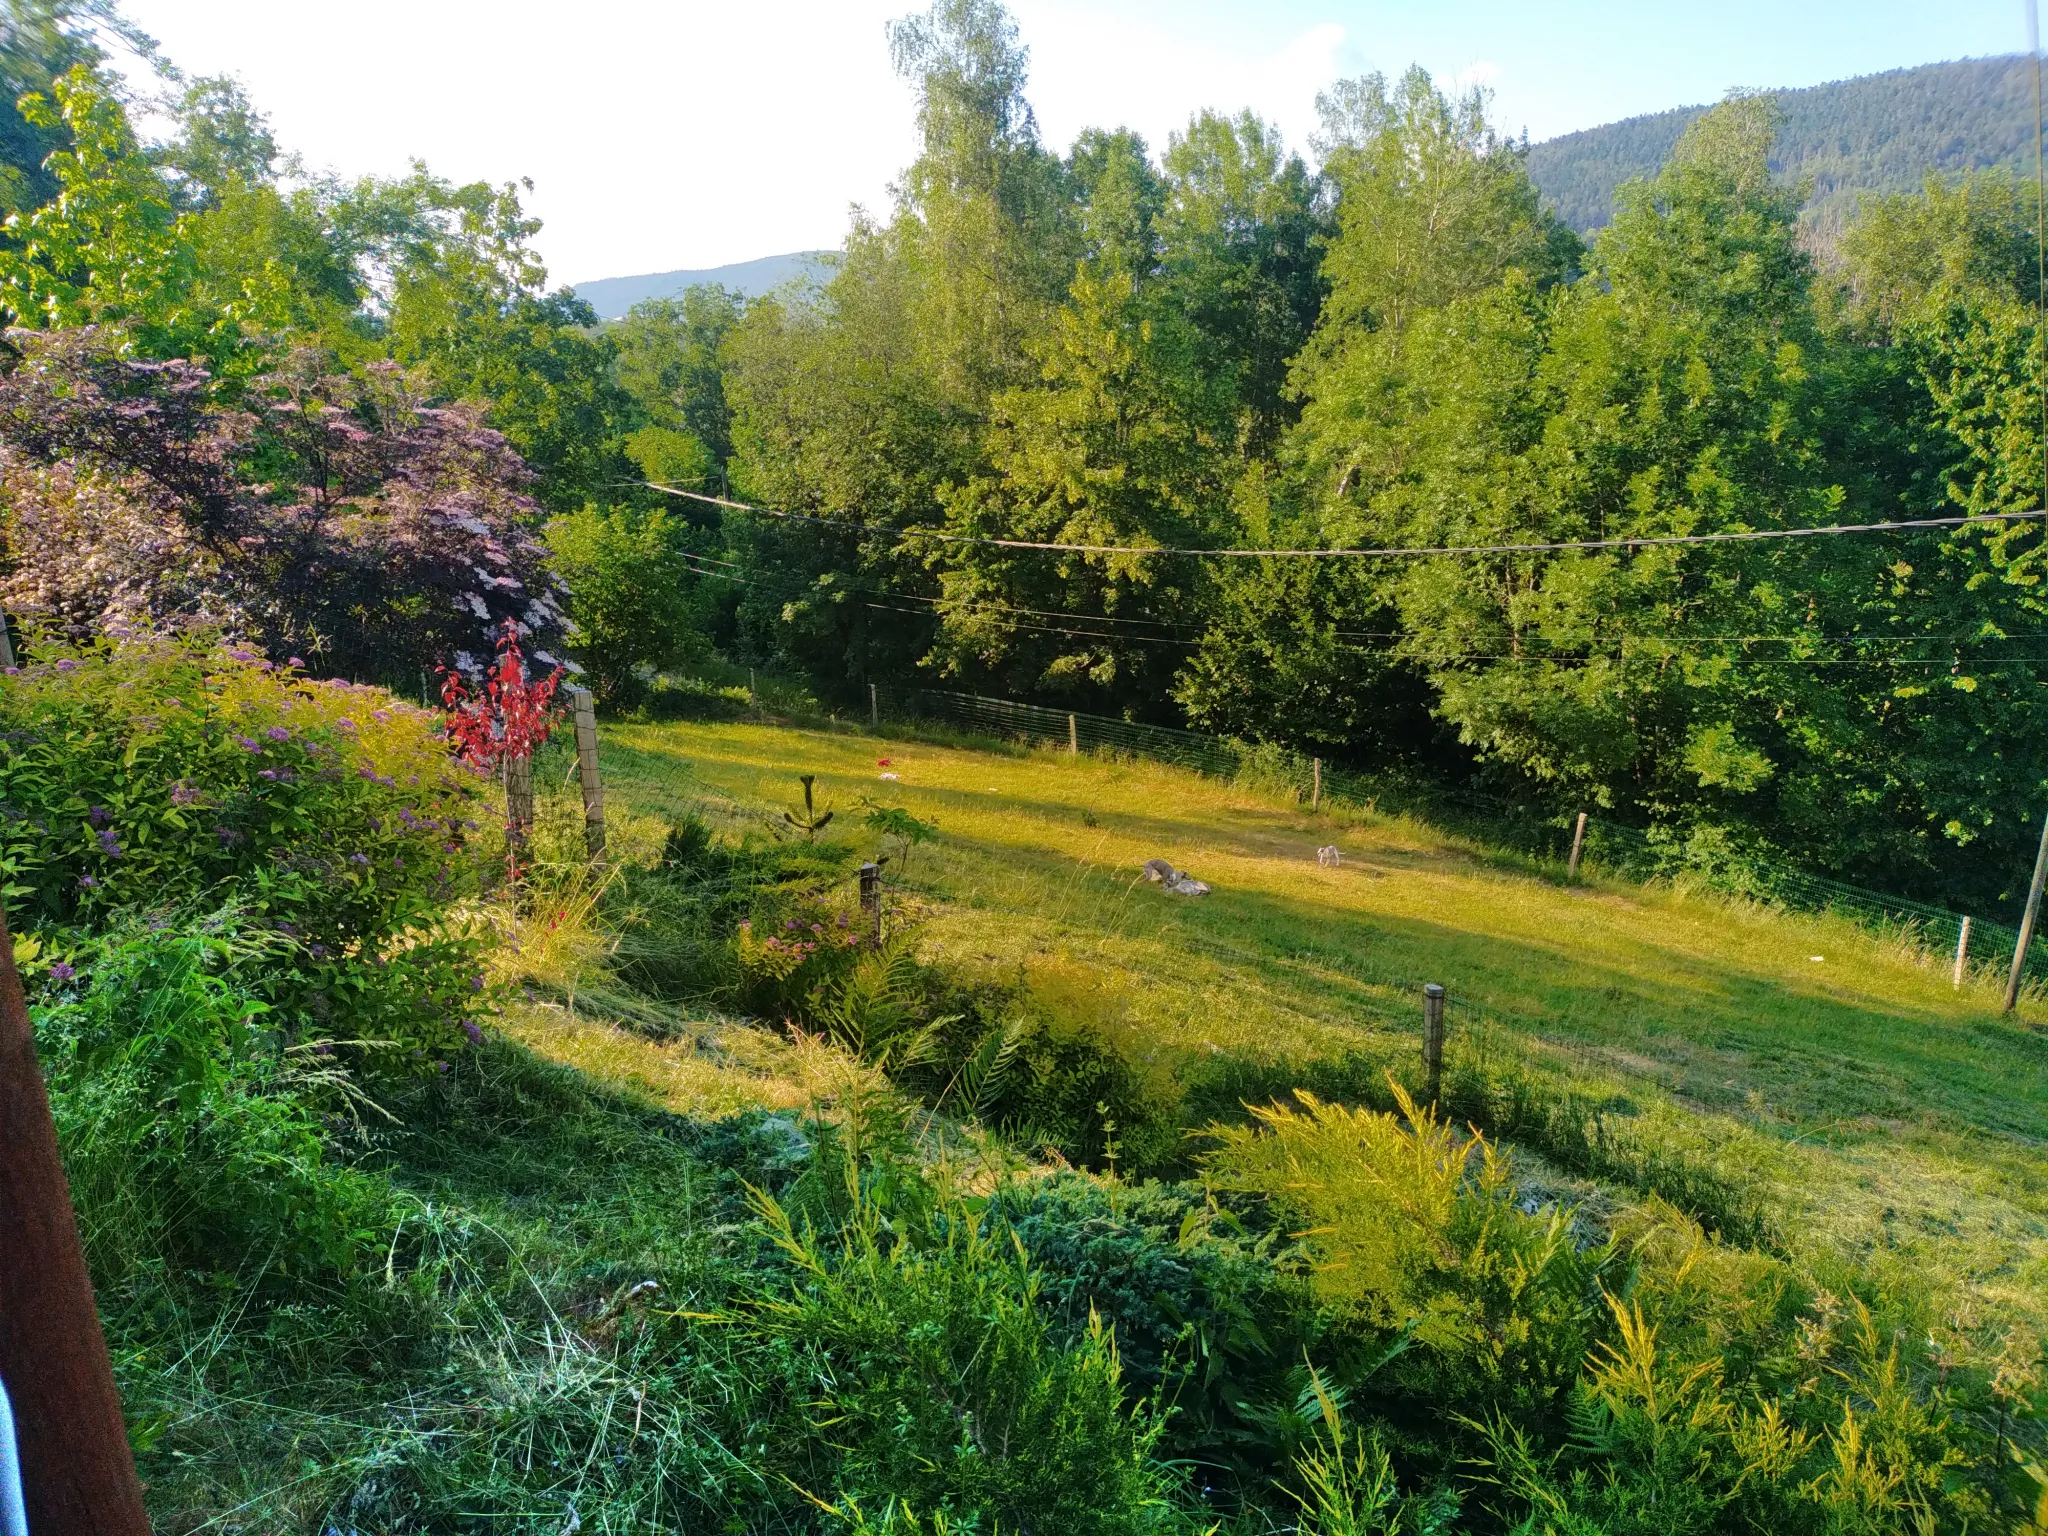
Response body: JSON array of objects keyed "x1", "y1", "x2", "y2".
[{"x1": 642, "y1": 482, "x2": 2048, "y2": 560}]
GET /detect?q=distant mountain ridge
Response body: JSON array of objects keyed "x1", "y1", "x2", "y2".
[
  {"x1": 578, "y1": 58, "x2": 2035, "y2": 302},
  {"x1": 1526, "y1": 55, "x2": 2040, "y2": 232},
  {"x1": 567, "y1": 250, "x2": 835, "y2": 321}
]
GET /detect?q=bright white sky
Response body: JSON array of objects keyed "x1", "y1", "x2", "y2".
[{"x1": 116, "y1": 0, "x2": 2034, "y2": 290}]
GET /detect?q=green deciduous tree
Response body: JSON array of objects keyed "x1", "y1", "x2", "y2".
[
  {"x1": 611, "y1": 284, "x2": 745, "y2": 492},
  {"x1": 544, "y1": 503, "x2": 710, "y2": 704}
]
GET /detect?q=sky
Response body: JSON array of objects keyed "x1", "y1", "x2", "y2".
[{"x1": 115, "y1": 0, "x2": 2038, "y2": 290}]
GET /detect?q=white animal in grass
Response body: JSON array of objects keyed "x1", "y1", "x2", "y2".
[
  {"x1": 1141, "y1": 857, "x2": 1210, "y2": 896},
  {"x1": 1316, "y1": 845, "x2": 1342, "y2": 867}
]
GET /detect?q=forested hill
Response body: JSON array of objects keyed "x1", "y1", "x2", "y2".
[
  {"x1": 1526, "y1": 54, "x2": 2039, "y2": 230},
  {"x1": 570, "y1": 250, "x2": 835, "y2": 321}
]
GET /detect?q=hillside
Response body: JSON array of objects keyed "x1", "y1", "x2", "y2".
[
  {"x1": 567, "y1": 249, "x2": 835, "y2": 320},
  {"x1": 587, "y1": 716, "x2": 2048, "y2": 1329},
  {"x1": 1527, "y1": 54, "x2": 2042, "y2": 231}
]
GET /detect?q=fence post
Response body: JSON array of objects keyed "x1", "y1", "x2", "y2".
[
  {"x1": 1312, "y1": 757, "x2": 1321, "y2": 812},
  {"x1": 1068, "y1": 713, "x2": 1079, "y2": 756},
  {"x1": 0, "y1": 601, "x2": 12, "y2": 669},
  {"x1": 749, "y1": 668, "x2": 756, "y2": 716},
  {"x1": 870, "y1": 682, "x2": 879, "y2": 729},
  {"x1": 570, "y1": 687, "x2": 605, "y2": 862},
  {"x1": 503, "y1": 752, "x2": 534, "y2": 874},
  {"x1": 1566, "y1": 811, "x2": 1588, "y2": 880},
  {"x1": 859, "y1": 862, "x2": 882, "y2": 948},
  {"x1": 2006, "y1": 808, "x2": 2048, "y2": 1011},
  {"x1": 1422, "y1": 984, "x2": 1446, "y2": 1109},
  {"x1": 1953, "y1": 916, "x2": 1972, "y2": 989}
]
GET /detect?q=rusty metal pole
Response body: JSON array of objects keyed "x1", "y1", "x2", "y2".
[{"x1": 0, "y1": 900, "x2": 151, "y2": 1533}]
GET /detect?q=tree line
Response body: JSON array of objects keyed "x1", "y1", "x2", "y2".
[{"x1": 1, "y1": 0, "x2": 2046, "y2": 911}]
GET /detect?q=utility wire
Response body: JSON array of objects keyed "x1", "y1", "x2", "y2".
[
  {"x1": 643, "y1": 481, "x2": 2048, "y2": 560},
  {"x1": 670, "y1": 496, "x2": 2048, "y2": 665},
  {"x1": 693, "y1": 543, "x2": 2048, "y2": 664}
]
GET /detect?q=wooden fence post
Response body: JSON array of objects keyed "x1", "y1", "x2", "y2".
[
  {"x1": 504, "y1": 752, "x2": 534, "y2": 873},
  {"x1": 859, "y1": 862, "x2": 882, "y2": 948},
  {"x1": 1068, "y1": 713, "x2": 1079, "y2": 756},
  {"x1": 570, "y1": 687, "x2": 605, "y2": 862},
  {"x1": 0, "y1": 900, "x2": 151, "y2": 1534},
  {"x1": 2006, "y1": 809, "x2": 2048, "y2": 1011},
  {"x1": 1312, "y1": 757, "x2": 1321, "y2": 811},
  {"x1": 0, "y1": 600, "x2": 13, "y2": 669},
  {"x1": 749, "y1": 668, "x2": 757, "y2": 716},
  {"x1": 1953, "y1": 916, "x2": 1972, "y2": 989},
  {"x1": 870, "y1": 683, "x2": 879, "y2": 729},
  {"x1": 1566, "y1": 811, "x2": 1589, "y2": 881},
  {"x1": 1422, "y1": 983, "x2": 1446, "y2": 1109}
]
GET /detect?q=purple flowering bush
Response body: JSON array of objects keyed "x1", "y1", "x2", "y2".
[{"x1": 1, "y1": 632, "x2": 492, "y2": 1066}]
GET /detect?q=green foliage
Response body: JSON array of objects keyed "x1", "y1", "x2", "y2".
[
  {"x1": 0, "y1": 634, "x2": 490, "y2": 1060},
  {"x1": 29, "y1": 912, "x2": 399, "y2": 1286},
  {"x1": 1526, "y1": 56, "x2": 2046, "y2": 235},
  {"x1": 783, "y1": 771, "x2": 837, "y2": 840},
  {"x1": 543, "y1": 502, "x2": 710, "y2": 704},
  {"x1": 1205, "y1": 1084, "x2": 1611, "y2": 1472},
  {"x1": 0, "y1": 1, "x2": 116, "y2": 215},
  {"x1": 748, "y1": 1168, "x2": 1184, "y2": 1534},
  {"x1": 0, "y1": 67, "x2": 206, "y2": 355},
  {"x1": 610, "y1": 284, "x2": 745, "y2": 487},
  {"x1": 1289, "y1": 1368, "x2": 1459, "y2": 1535},
  {"x1": 862, "y1": 798, "x2": 939, "y2": 875}
]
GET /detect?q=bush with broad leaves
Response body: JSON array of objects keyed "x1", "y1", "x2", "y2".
[
  {"x1": 0, "y1": 327, "x2": 569, "y2": 682},
  {"x1": 0, "y1": 633, "x2": 493, "y2": 1068}
]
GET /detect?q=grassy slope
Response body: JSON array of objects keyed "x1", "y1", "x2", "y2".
[{"x1": 581, "y1": 717, "x2": 2048, "y2": 1328}]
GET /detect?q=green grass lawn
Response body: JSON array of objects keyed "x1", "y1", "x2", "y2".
[{"x1": 587, "y1": 716, "x2": 2048, "y2": 1328}]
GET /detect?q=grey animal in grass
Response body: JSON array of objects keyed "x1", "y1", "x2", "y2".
[
  {"x1": 1316, "y1": 845, "x2": 1342, "y2": 867},
  {"x1": 1141, "y1": 857, "x2": 1210, "y2": 896}
]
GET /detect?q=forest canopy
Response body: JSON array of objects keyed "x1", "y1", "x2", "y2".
[{"x1": 1, "y1": 0, "x2": 2046, "y2": 912}]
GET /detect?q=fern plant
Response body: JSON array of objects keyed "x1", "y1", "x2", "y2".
[{"x1": 807, "y1": 937, "x2": 953, "y2": 1071}]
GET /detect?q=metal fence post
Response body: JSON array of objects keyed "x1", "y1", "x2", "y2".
[
  {"x1": 1422, "y1": 983, "x2": 1446, "y2": 1109},
  {"x1": 859, "y1": 863, "x2": 882, "y2": 948},
  {"x1": 570, "y1": 687, "x2": 605, "y2": 862},
  {"x1": 1953, "y1": 916, "x2": 1972, "y2": 989}
]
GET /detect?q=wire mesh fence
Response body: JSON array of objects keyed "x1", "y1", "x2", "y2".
[{"x1": 877, "y1": 684, "x2": 2045, "y2": 985}]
